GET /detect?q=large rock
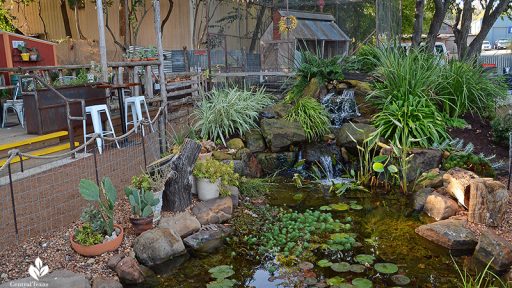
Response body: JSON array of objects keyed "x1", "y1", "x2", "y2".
[
  {"x1": 303, "y1": 142, "x2": 342, "y2": 164},
  {"x1": 416, "y1": 168, "x2": 445, "y2": 190},
  {"x1": 256, "y1": 152, "x2": 297, "y2": 175},
  {"x1": 0, "y1": 270, "x2": 90, "y2": 288},
  {"x1": 261, "y1": 102, "x2": 293, "y2": 119},
  {"x1": 114, "y1": 257, "x2": 144, "y2": 284},
  {"x1": 424, "y1": 192, "x2": 460, "y2": 221},
  {"x1": 468, "y1": 178, "x2": 509, "y2": 227},
  {"x1": 474, "y1": 231, "x2": 512, "y2": 271},
  {"x1": 226, "y1": 138, "x2": 245, "y2": 150},
  {"x1": 92, "y1": 277, "x2": 123, "y2": 288},
  {"x1": 244, "y1": 129, "x2": 266, "y2": 153},
  {"x1": 183, "y1": 224, "x2": 233, "y2": 254},
  {"x1": 334, "y1": 122, "x2": 376, "y2": 148},
  {"x1": 229, "y1": 149, "x2": 263, "y2": 178},
  {"x1": 443, "y1": 168, "x2": 479, "y2": 207},
  {"x1": 413, "y1": 187, "x2": 434, "y2": 211},
  {"x1": 133, "y1": 228, "x2": 186, "y2": 266},
  {"x1": 191, "y1": 197, "x2": 233, "y2": 225},
  {"x1": 260, "y1": 118, "x2": 306, "y2": 152},
  {"x1": 407, "y1": 149, "x2": 443, "y2": 181},
  {"x1": 415, "y1": 219, "x2": 478, "y2": 250},
  {"x1": 158, "y1": 212, "x2": 201, "y2": 238}
]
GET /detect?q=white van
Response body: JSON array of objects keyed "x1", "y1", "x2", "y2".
[{"x1": 400, "y1": 42, "x2": 449, "y2": 58}]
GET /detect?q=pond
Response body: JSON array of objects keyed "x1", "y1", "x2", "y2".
[{"x1": 142, "y1": 182, "x2": 466, "y2": 287}]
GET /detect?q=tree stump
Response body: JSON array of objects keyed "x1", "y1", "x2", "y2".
[
  {"x1": 162, "y1": 139, "x2": 201, "y2": 212},
  {"x1": 468, "y1": 178, "x2": 509, "y2": 227},
  {"x1": 443, "y1": 168, "x2": 479, "y2": 207}
]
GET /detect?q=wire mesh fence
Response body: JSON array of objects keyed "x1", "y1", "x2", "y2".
[{"x1": 0, "y1": 115, "x2": 164, "y2": 249}]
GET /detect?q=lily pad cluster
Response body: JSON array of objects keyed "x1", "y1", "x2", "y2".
[
  {"x1": 320, "y1": 201, "x2": 363, "y2": 212},
  {"x1": 207, "y1": 265, "x2": 236, "y2": 288},
  {"x1": 245, "y1": 209, "x2": 349, "y2": 257}
]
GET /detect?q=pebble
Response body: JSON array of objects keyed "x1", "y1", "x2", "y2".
[
  {"x1": 87, "y1": 258, "x2": 95, "y2": 265},
  {"x1": 1, "y1": 273, "x2": 8, "y2": 279},
  {"x1": 115, "y1": 228, "x2": 121, "y2": 235}
]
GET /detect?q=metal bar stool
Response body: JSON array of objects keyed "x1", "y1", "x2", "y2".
[
  {"x1": 83, "y1": 104, "x2": 120, "y2": 154},
  {"x1": 124, "y1": 96, "x2": 154, "y2": 135}
]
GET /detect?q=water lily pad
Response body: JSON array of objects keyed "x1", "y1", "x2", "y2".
[
  {"x1": 350, "y1": 204, "x2": 363, "y2": 210},
  {"x1": 320, "y1": 205, "x2": 333, "y2": 211},
  {"x1": 299, "y1": 261, "x2": 314, "y2": 271},
  {"x1": 391, "y1": 275, "x2": 411, "y2": 286},
  {"x1": 374, "y1": 263, "x2": 398, "y2": 274},
  {"x1": 372, "y1": 162, "x2": 385, "y2": 173},
  {"x1": 293, "y1": 193, "x2": 304, "y2": 201},
  {"x1": 326, "y1": 276, "x2": 345, "y2": 286},
  {"x1": 208, "y1": 265, "x2": 235, "y2": 279},
  {"x1": 331, "y1": 262, "x2": 351, "y2": 272},
  {"x1": 354, "y1": 254, "x2": 376, "y2": 265},
  {"x1": 317, "y1": 259, "x2": 333, "y2": 267},
  {"x1": 349, "y1": 264, "x2": 366, "y2": 273},
  {"x1": 352, "y1": 278, "x2": 373, "y2": 288},
  {"x1": 330, "y1": 203, "x2": 350, "y2": 211},
  {"x1": 206, "y1": 278, "x2": 236, "y2": 288}
]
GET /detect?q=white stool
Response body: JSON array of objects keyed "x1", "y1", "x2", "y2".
[
  {"x1": 1, "y1": 100, "x2": 24, "y2": 128},
  {"x1": 124, "y1": 96, "x2": 154, "y2": 135},
  {"x1": 83, "y1": 104, "x2": 120, "y2": 154}
]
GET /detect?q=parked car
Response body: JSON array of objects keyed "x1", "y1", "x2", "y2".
[
  {"x1": 482, "y1": 41, "x2": 492, "y2": 51},
  {"x1": 400, "y1": 42, "x2": 449, "y2": 58},
  {"x1": 494, "y1": 39, "x2": 511, "y2": 50}
]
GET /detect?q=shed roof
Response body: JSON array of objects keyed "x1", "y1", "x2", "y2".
[{"x1": 279, "y1": 10, "x2": 350, "y2": 42}]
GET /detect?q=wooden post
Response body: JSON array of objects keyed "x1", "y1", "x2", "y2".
[
  {"x1": 153, "y1": 0, "x2": 168, "y2": 153},
  {"x1": 145, "y1": 65, "x2": 154, "y2": 98},
  {"x1": 96, "y1": 0, "x2": 108, "y2": 82}
]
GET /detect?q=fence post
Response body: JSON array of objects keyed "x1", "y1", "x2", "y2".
[
  {"x1": 141, "y1": 131, "x2": 148, "y2": 169},
  {"x1": 7, "y1": 163, "x2": 19, "y2": 240},
  {"x1": 93, "y1": 147, "x2": 100, "y2": 186}
]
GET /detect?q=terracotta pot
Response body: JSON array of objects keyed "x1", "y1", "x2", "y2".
[
  {"x1": 129, "y1": 216, "x2": 154, "y2": 235},
  {"x1": 146, "y1": 57, "x2": 158, "y2": 61},
  {"x1": 70, "y1": 224, "x2": 124, "y2": 257}
]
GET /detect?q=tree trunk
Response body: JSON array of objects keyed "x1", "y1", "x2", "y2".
[
  {"x1": 426, "y1": 0, "x2": 453, "y2": 52},
  {"x1": 60, "y1": 0, "x2": 72, "y2": 38},
  {"x1": 161, "y1": 0, "x2": 174, "y2": 34},
  {"x1": 249, "y1": 3, "x2": 267, "y2": 53},
  {"x1": 453, "y1": 0, "x2": 473, "y2": 60},
  {"x1": 37, "y1": 0, "x2": 49, "y2": 39},
  {"x1": 412, "y1": 0, "x2": 425, "y2": 47},
  {"x1": 468, "y1": 178, "x2": 509, "y2": 227},
  {"x1": 74, "y1": 5, "x2": 87, "y2": 40},
  {"x1": 163, "y1": 139, "x2": 201, "y2": 212}
]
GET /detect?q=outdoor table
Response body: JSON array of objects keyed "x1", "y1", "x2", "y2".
[
  {"x1": 0, "y1": 85, "x2": 16, "y2": 126},
  {"x1": 95, "y1": 83, "x2": 141, "y2": 135}
]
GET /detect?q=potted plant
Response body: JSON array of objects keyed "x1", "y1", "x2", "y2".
[
  {"x1": 145, "y1": 46, "x2": 158, "y2": 61},
  {"x1": 193, "y1": 159, "x2": 240, "y2": 201},
  {"x1": 70, "y1": 177, "x2": 124, "y2": 257},
  {"x1": 125, "y1": 186, "x2": 160, "y2": 234},
  {"x1": 29, "y1": 47, "x2": 39, "y2": 61},
  {"x1": 131, "y1": 166, "x2": 171, "y2": 223},
  {"x1": 17, "y1": 44, "x2": 30, "y2": 61}
]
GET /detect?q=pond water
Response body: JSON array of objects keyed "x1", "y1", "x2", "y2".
[{"x1": 143, "y1": 182, "x2": 467, "y2": 288}]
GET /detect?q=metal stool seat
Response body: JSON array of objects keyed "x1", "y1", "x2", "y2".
[
  {"x1": 124, "y1": 96, "x2": 154, "y2": 135},
  {"x1": 1, "y1": 100, "x2": 24, "y2": 128},
  {"x1": 82, "y1": 104, "x2": 119, "y2": 154}
]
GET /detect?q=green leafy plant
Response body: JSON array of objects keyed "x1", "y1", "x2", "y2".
[
  {"x1": 80, "y1": 206, "x2": 105, "y2": 233},
  {"x1": 207, "y1": 265, "x2": 236, "y2": 288},
  {"x1": 73, "y1": 223, "x2": 103, "y2": 246},
  {"x1": 193, "y1": 159, "x2": 240, "y2": 196},
  {"x1": 491, "y1": 113, "x2": 512, "y2": 145},
  {"x1": 193, "y1": 87, "x2": 272, "y2": 145},
  {"x1": 124, "y1": 187, "x2": 160, "y2": 218},
  {"x1": 131, "y1": 174, "x2": 151, "y2": 192},
  {"x1": 442, "y1": 152, "x2": 496, "y2": 177},
  {"x1": 238, "y1": 177, "x2": 271, "y2": 198},
  {"x1": 286, "y1": 97, "x2": 331, "y2": 141},
  {"x1": 79, "y1": 178, "x2": 117, "y2": 235},
  {"x1": 352, "y1": 44, "x2": 380, "y2": 73},
  {"x1": 453, "y1": 257, "x2": 508, "y2": 288}
]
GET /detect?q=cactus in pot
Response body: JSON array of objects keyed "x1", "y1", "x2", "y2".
[{"x1": 125, "y1": 187, "x2": 160, "y2": 234}]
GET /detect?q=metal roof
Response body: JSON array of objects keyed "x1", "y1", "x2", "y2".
[{"x1": 279, "y1": 10, "x2": 350, "y2": 42}]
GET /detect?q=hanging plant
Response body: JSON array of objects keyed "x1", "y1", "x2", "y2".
[{"x1": 278, "y1": 16, "x2": 298, "y2": 33}]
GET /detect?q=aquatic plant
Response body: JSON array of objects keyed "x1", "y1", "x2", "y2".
[
  {"x1": 238, "y1": 177, "x2": 272, "y2": 198},
  {"x1": 453, "y1": 257, "x2": 508, "y2": 288},
  {"x1": 207, "y1": 265, "x2": 236, "y2": 288}
]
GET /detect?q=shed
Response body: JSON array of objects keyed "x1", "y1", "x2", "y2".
[
  {"x1": 0, "y1": 31, "x2": 57, "y2": 85},
  {"x1": 261, "y1": 10, "x2": 351, "y2": 71}
]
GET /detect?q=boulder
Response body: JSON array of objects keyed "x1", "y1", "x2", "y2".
[
  {"x1": 415, "y1": 219, "x2": 478, "y2": 250},
  {"x1": 212, "y1": 151, "x2": 233, "y2": 161},
  {"x1": 114, "y1": 257, "x2": 144, "y2": 284},
  {"x1": 191, "y1": 197, "x2": 233, "y2": 225},
  {"x1": 107, "y1": 254, "x2": 124, "y2": 270},
  {"x1": 443, "y1": 168, "x2": 479, "y2": 207},
  {"x1": 235, "y1": 148, "x2": 251, "y2": 160},
  {"x1": 334, "y1": 123, "x2": 376, "y2": 148},
  {"x1": 158, "y1": 212, "x2": 201, "y2": 238},
  {"x1": 407, "y1": 149, "x2": 443, "y2": 181},
  {"x1": 227, "y1": 138, "x2": 245, "y2": 150},
  {"x1": 413, "y1": 187, "x2": 434, "y2": 211},
  {"x1": 256, "y1": 152, "x2": 297, "y2": 175},
  {"x1": 183, "y1": 224, "x2": 233, "y2": 254},
  {"x1": 416, "y1": 168, "x2": 445, "y2": 190},
  {"x1": 303, "y1": 143, "x2": 342, "y2": 164},
  {"x1": 133, "y1": 228, "x2": 186, "y2": 266},
  {"x1": 424, "y1": 192, "x2": 460, "y2": 221},
  {"x1": 260, "y1": 118, "x2": 306, "y2": 152},
  {"x1": 0, "y1": 270, "x2": 90, "y2": 288},
  {"x1": 226, "y1": 185, "x2": 240, "y2": 207},
  {"x1": 473, "y1": 231, "x2": 512, "y2": 271},
  {"x1": 244, "y1": 129, "x2": 266, "y2": 152},
  {"x1": 92, "y1": 277, "x2": 123, "y2": 288},
  {"x1": 261, "y1": 102, "x2": 293, "y2": 119},
  {"x1": 468, "y1": 178, "x2": 509, "y2": 227}
]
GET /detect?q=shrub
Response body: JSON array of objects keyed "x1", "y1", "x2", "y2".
[
  {"x1": 286, "y1": 97, "x2": 331, "y2": 141},
  {"x1": 352, "y1": 44, "x2": 381, "y2": 73},
  {"x1": 193, "y1": 159, "x2": 240, "y2": 196},
  {"x1": 194, "y1": 87, "x2": 272, "y2": 146},
  {"x1": 442, "y1": 152, "x2": 496, "y2": 177},
  {"x1": 491, "y1": 113, "x2": 512, "y2": 145}
]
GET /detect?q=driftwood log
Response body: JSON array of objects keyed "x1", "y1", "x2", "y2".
[
  {"x1": 162, "y1": 138, "x2": 201, "y2": 212},
  {"x1": 468, "y1": 178, "x2": 509, "y2": 227},
  {"x1": 443, "y1": 168, "x2": 479, "y2": 207}
]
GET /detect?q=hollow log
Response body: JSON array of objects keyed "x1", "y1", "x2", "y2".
[
  {"x1": 468, "y1": 178, "x2": 509, "y2": 227},
  {"x1": 443, "y1": 168, "x2": 479, "y2": 207},
  {"x1": 162, "y1": 138, "x2": 201, "y2": 212}
]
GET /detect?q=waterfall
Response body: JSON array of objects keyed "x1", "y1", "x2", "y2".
[
  {"x1": 321, "y1": 89, "x2": 360, "y2": 126},
  {"x1": 319, "y1": 155, "x2": 334, "y2": 180}
]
